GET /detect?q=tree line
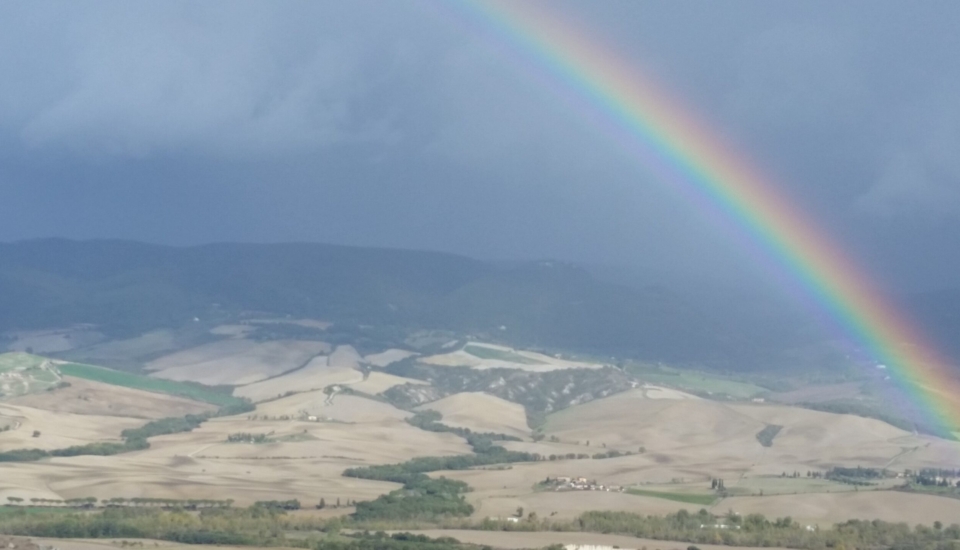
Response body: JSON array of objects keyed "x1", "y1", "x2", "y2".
[
  {"x1": 227, "y1": 432, "x2": 271, "y2": 444},
  {"x1": 0, "y1": 507, "x2": 483, "y2": 549},
  {"x1": 5, "y1": 496, "x2": 234, "y2": 510},
  {"x1": 253, "y1": 499, "x2": 301, "y2": 511},
  {"x1": 2, "y1": 504, "x2": 959, "y2": 550},
  {"x1": 0, "y1": 399, "x2": 254, "y2": 463},
  {"x1": 571, "y1": 509, "x2": 960, "y2": 550},
  {"x1": 343, "y1": 411, "x2": 540, "y2": 521}
]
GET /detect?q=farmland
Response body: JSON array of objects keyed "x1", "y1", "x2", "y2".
[
  {"x1": 7, "y1": 376, "x2": 214, "y2": 419},
  {"x1": 625, "y1": 488, "x2": 718, "y2": 505},
  {"x1": 416, "y1": 392, "x2": 530, "y2": 439},
  {"x1": 58, "y1": 362, "x2": 240, "y2": 407},
  {"x1": 1, "y1": 338, "x2": 960, "y2": 535},
  {"x1": 463, "y1": 344, "x2": 543, "y2": 365},
  {"x1": 145, "y1": 340, "x2": 328, "y2": 386}
]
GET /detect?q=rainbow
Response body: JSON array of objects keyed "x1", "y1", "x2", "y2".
[{"x1": 454, "y1": 1, "x2": 960, "y2": 436}]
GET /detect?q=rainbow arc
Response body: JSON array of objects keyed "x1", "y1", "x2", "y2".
[{"x1": 458, "y1": 1, "x2": 960, "y2": 436}]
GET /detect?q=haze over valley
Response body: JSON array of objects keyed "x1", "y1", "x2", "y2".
[{"x1": 2, "y1": 240, "x2": 960, "y2": 542}]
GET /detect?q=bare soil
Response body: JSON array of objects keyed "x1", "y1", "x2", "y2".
[
  {"x1": 416, "y1": 392, "x2": 530, "y2": 438},
  {"x1": 147, "y1": 340, "x2": 328, "y2": 385},
  {"x1": 8, "y1": 376, "x2": 214, "y2": 419}
]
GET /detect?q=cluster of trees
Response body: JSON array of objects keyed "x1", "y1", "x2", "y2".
[
  {"x1": 193, "y1": 454, "x2": 314, "y2": 460},
  {"x1": 590, "y1": 450, "x2": 631, "y2": 459},
  {"x1": 5, "y1": 497, "x2": 96, "y2": 508},
  {"x1": 343, "y1": 458, "x2": 475, "y2": 522},
  {"x1": 352, "y1": 477, "x2": 473, "y2": 521},
  {"x1": 0, "y1": 507, "x2": 282, "y2": 544},
  {"x1": 120, "y1": 413, "x2": 208, "y2": 442},
  {"x1": 916, "y1": 468, "x2": 960, "y2": 478},
  {"x1": 0, "y1": 448, "x2": 51, "y2": 462},
  {"x1": 909, "y1": 468, "x2": 960, "y2": 488},
  {"x1": 383, "y1": 362, "x2": 631, "y2": 427},
  {"x1": 226, "y1": 432, "x2": 270, "y2": 444},
  {"x1": 536, "y1": 451, "x2": 636, "y2": 461},
  {"x1": 0, "y1": 398, "x2": 254, "y2": 463},
  {"x1": 344, "y1": 415, "x2": 540, "y2": 521},
  {"x1": 0, "y1": 439, "x2": 147, "y2": 462},
  {"x1": 316, "y1": 498, "x2": 353, "y2": 509},
  {"x1": 316, "y1": 531, "x2": 471, "y2": 550},
  {"x1": 4, "y1": 495, "x2": 233, "y2": 510},
  {"x1": 912, "y1": 474, "x2": 960, "y2": 488},
  {"x1": 547, "y1": 453, "x2": 588, "y2": 460},
  {"x1": 755, "y1": 424, "x2": 783, "y2": 447},
  {"x1": 344, "y1": 441, "x2": 536, "y2": 485},
  {"x1": 253, "y1": 499, "x2": 301, "y2": 511},
  {"x1": 246, "y1": 413, "x2": 299, "y2": 421},
  {"x1": 102, "y1": 498, "x2": 234, "y2": 509},
  {"x1": 573, "y1": 510, "x2": 960, "y2": 549},
  {"x1": 826, "y1": 466, "x2": 890, "y2": 486},
  {"x1": 2, "y1": 502, "x2": 960, "y2": 550},
  {"x1": 406, "y1": 411, "x2": 521, "y2": 442},
  {"x1": 828, "y1": 466, "x2": 887, "y2": 479}
]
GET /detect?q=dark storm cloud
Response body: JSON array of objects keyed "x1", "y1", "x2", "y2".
[
  {"x1": 3, "y1": 2, "x2": 405, "y2": 157},
  {"x1": 1, "y1": 0, "x2": 959, "y2": 289}
]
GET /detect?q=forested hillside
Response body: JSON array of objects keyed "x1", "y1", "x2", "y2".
[{"x1": 1, "y1": 239, "x2": 831, "y2": 370}]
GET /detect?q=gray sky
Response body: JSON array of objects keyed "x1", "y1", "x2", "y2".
[{"x1": 1, "y1": 0, "x2": 959, "y2": 291}]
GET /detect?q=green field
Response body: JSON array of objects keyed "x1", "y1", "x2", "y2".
[
  {"x1": 463, "y1": 345, "x2": 543, "y2": 365},
  {"x1": 626, "y1": 364, "x2": 765, "y2": 399},
  {"x1": 626, "y1": 488, "x2": 718, "y2": 505},
  {"x1": 58, "y1": 362, "x2": 241, "y2": 407}
]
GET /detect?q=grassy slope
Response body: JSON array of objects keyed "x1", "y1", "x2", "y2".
[
  {"x1": 627, "y1": 364, "x2": 766, "y2": 399},
  {"x1": 57, "y1": 362, "x2": 240, "y2": 407}
]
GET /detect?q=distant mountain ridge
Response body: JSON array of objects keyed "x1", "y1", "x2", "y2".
[{"x1": 0, "y1": 239, "x2": 835, "y2": 370}]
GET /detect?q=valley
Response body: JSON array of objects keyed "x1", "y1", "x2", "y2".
[{"x1": 2, "y1": 321, "x2": 959, "y2": 548}]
